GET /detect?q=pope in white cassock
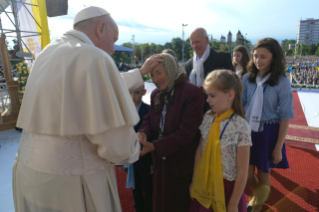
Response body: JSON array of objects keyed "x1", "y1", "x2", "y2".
[{"x1": 12, "y1": 6, "x2": 162, "y2": 212}]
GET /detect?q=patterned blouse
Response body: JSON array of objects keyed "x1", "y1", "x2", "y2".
[{"x1": 199, "y1": 111, "x2": 252, "y2": 181}]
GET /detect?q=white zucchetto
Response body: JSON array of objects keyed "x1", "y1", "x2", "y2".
[{"x1": 74, "y1": 6, "x2": 110, "y2": 26}]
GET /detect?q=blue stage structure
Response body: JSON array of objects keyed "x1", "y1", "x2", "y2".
[{"x1": 114, "y1": 45, "x2": 133, "y2": 52}]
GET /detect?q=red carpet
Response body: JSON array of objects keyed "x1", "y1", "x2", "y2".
[
  {"x1": 117, "y1": 147, "x2": 319, "y2": 212},
  {"x1": 287, "y1": 126, "x2": 319, "y2": 138},
  {"x1": 116, "y1": 167, "x2": 135, "y2": 212},
  {"x1": 245, "y1": 146, "x2": 319, "y2": 212},
  {"x1": 244, "y1": 91, "x2": 319, "y2": 211},
  {"x1": 285, "y1": 92, "x2": 319, "y2": 151},
  {"x1": 116, "y1": 91, "x2": 319, "y2": 212}
]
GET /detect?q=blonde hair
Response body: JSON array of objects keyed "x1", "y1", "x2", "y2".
[{"x1": 203, "y1": 70, "x2": 245, "y2": 119}]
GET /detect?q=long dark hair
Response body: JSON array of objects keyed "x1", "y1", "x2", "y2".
[
  {"x1": 247, "y1": 38, "x2": 286, "y2": 86},
  {"x1": 232, "y1": 45, "x2": 250, "y2": 78},
  {"x1": 203, "y1": 69, "x2": 245, "y2": 119}
]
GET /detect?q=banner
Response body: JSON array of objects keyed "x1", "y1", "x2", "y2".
[{"x1": 13, "y1": 0, "x2": 50, "y2": 59}]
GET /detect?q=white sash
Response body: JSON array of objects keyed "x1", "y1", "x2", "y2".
[
  {"x1": 245, "y1": 73, "x2": 270, "y2": 132},
  {"x1": 189, "y1": 45, "x2": 210, "y2": 87}
]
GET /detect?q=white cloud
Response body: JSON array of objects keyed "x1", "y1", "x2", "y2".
[{"x1": 1, "y1": 0, "x2": 319, "y2": 47}]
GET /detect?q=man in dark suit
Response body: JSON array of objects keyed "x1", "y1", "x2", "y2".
[
  {"x1": 185, "y1": 28, "x2": 233, "y2": 80},
  {"x1": 185, "y1": 28, "x2": 233, "y2": 112}
]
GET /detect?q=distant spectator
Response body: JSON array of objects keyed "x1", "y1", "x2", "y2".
[{"x1": 232, "y1": 45, "x2": 250, "y2": 79}]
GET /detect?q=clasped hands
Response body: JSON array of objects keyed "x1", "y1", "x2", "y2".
[{"x1": 137, "y1": 132, "x2": 155, "y2": 156}]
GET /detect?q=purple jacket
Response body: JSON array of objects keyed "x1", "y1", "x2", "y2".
[{"x1": 138, "y1": 80, "x2": 204, "y2": 177}]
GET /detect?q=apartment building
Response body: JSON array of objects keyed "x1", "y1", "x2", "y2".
[{"x1": 297, "y1": 18, "x2": 319, "y2": 45}]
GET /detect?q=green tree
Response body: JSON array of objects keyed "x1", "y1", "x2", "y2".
[
  {"x1": 310, "y1": 44, "x2": 316, "y2": 55},
  {"x1": 111, "y1": 42, "x2": 132, "y2": 63},
  {"x1": 141, "y1": 43, "x2": 151, "y2": 58},
  {"x1": 299, "y1": 43, "x2": 310, "y2": 55},
  {"x1": 236, "y1": 37, "x2": 252, "y2": 50},
  {"x1": 163, "y1": 42, "x2": 172, "y2": 50},
  {"x1": 149, "y1": 43, "x2": 157, "y2": 55},
  {"x1": 292, "y1": 43, "x2": 310, "y2": 56},
  {"x1": 219, "y1": 43, "x2": 227, "y2": 51},
  {"x1": 170, "y1": 37, "x2": 183, "y2": 61},
  {"x1": 286, "y1": 49, "x2": 293, "y2": 56},
  {"x1": 283, "y1": 40, "x2": 296, "y2": 55},
  {"x1": 309, "y1": 43, "x2": 319, "y2": 55},
  {"x1": 315, "y1": 46, "x2": 319, "y2": 56},
  {"x1": 155, "y1": 44, "x2": 164, "y2": 54},
  {"x1": 184, "y1": 38, "x2": 193, "y2": 61},
  {"x1": 210, "y1": 40, "x2": 220, "y2": 50}
]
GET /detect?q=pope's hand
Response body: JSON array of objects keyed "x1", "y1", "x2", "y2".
[
  {"x1": 139, "y1": 139, "x2": 155, "y2": 156},
  {"x1": 139, "y1": 54, "x2": 164, "y2": 76}
]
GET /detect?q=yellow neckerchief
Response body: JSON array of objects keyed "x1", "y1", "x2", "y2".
[{"x1": 191, "y1": 109, "x2": 234, "y2": 211}]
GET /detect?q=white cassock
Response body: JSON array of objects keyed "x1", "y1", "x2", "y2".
[{"x1": 13, "y1": 30, "x2": 144, "y2": 212}]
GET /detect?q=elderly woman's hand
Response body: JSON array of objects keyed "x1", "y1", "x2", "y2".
[
  {"x1": 139, "y1": 54, "x2": 164, "y2": 76},
  {"x1": 139, "y1": 139, "x2": 155, "y2": 156},
  {"x1": 137, "y1": 132, "x2": 147, "y2": 141}
]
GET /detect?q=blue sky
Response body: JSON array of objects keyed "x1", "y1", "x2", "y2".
[{"x1": 1, "y1": 0, "x2": 319, "y2": 47}]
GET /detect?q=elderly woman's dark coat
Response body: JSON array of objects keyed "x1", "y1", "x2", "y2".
[{"x1": 138, "y1": 80, "x2": 204, "y2": 212}]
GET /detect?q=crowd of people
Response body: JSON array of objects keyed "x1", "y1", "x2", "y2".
[
  {"x1": 286, "y1": 56, "x2": 319, "y2": 85},
  {"x1": 116, "y1": 62, "x2": 143, "y2": 72},
  {"x1": 13, "y1": 6, "x2": 295, "y2": 212}
]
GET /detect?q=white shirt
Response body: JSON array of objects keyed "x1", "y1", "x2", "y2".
[{"x1": 236, "y1": 65, "x2": 242, "y2": 79}]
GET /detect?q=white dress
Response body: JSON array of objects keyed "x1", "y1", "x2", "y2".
[{"x1": 13, "y1": 30, "x2": 144, "y2": 212}]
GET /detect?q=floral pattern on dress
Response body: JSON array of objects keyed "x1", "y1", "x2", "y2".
[{"x1": 199, "y1": 110, "x2": 252, "y2": 181}]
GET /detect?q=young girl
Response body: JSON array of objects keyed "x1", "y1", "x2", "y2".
[
  {"x1": 233, "y1": 45, "x2": 250, "y2": 79},
  {"x1": 189, "y1": 70, "x2": 252, "y2": 212},
  {"x1": 242, "y1": 38, "x2": 294, "y2": 212}
]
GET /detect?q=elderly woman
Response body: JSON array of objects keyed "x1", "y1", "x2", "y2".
[{"x1": 138, "y1": 53, "x2": 204, "y2": 212}]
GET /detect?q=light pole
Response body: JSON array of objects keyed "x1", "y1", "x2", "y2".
[
  {"x1": 294, "y1": 34, "x2": 298, "y2": 59},
  {"x1": 132, "y1": 35, "x2": 135, "y2": 66},
  {"x1": 141, "y1": 46, "x2": 143, "y2": 64},
  {"x1": 182, "y1": 23, "x2": 188, "y2": 65},
  {"x1": 245, "y1": 33, "x2": 247, "y2": 47}
]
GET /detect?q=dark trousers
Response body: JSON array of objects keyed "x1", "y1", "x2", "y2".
[{"x1": 132, "y1": 167, "x2": 153, "y2": 212}]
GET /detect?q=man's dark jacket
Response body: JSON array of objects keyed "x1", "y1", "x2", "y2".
[
  {"x1": 184, "y1": 48, "x2": 233, "y2": 112},
  {"x1": 184, "y1": 48, "x2": 234, "y2": 77}
]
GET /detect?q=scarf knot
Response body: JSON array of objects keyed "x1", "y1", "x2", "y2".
[
  {"x1": 245, "y1": 72, "x2": 270, "y2": 132},
  {"x1": 189, "y1": 45, "x2": 211, "y2": 87}
]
